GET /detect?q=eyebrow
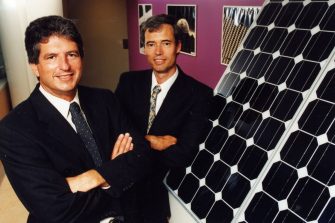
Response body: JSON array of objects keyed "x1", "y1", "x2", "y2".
[
  {"x1": 42, "y1": 50, "x2": 79, "y2": 57},
  {"x1": 146, "y1": 39, "x2": 173, "y2": 44},
  {"x1": 42, "y1": 52, "x2": 56, "y2": 59},
  {"x1": 66, "y1": 50, "x2": 80, "y2": 55}
]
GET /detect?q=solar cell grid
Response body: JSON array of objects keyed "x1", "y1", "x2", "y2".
[{"x1": 165, "y1": 0, "x2": 335, "y2": 222}]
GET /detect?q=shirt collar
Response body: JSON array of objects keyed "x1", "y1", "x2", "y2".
[
  {"x1": 39, "y1": 85, "x2": 80, "y2": 119},
  {"x1": 151, "y1": 67, "x2": 179, "y2": 91}
]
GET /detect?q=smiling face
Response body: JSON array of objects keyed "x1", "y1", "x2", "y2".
[
  {"x1": 144, "y1": 24, "x2": 181, "y2": 83},
  {"x1": 30, "y1": 35, "x2": 83, "y2": 101}
]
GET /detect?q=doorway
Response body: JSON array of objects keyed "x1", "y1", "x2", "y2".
[{"x1": 63, "y1": 0, "x2": 129, "y2": 91}]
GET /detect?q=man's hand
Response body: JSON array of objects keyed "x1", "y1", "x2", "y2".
[
  {"x1": 111, "y1": 133, "x2": 133, "y2": 159},
  {"x1": 66, "y1": 169, "x2": 106, "y2": 193},
  {"x1": 145, "y1": 135, "x2": 177, "y2": 151},
  {"x1": 66, "y1": 133, "x2": 134, "y2": 193}
]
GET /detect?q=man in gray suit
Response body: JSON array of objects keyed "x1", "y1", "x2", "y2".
[
  {"x1": 0, "y1": 15, "x2": 151, "y2": 223},
  {"x1": 116, "y1": 14, "x2": 213, "y2": 223}
]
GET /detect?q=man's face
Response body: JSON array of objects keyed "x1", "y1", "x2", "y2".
[
  {"x1": 144, "y1": 24, "x2": 181, "y2": 78},
  {"x1": 30, "y1": 35, "x2": 83, "y2": 101}
]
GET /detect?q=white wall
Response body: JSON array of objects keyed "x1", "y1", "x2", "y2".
[
  {"x1": 0, "y1": 0, "x2": 63, "y2": 107},
  {"x1": 169, "y1": 192, "x2": 198, "y2": 223}
]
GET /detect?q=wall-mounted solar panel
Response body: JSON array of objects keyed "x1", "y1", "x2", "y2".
[{"x1": 166, "y1": 0, "x2": 335, "y2": 222}]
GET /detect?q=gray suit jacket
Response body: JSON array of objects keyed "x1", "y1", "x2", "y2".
[
  {"x1": 0, "y1": 84, "x2": 151, "y2": 223},
  {"x1": 115, "y1": 67, "x2": 213, "y2": 221}
]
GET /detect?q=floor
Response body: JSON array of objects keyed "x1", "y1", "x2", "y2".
[{"x1": 0, "y1": 161, "x2": 28, "y2": 223}]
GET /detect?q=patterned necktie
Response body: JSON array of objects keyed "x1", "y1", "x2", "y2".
[
  {"x1": 147, "y1": 85, "x2": 161, "y2": 133},
  {"x1": 69, "y1": 102, "x2": 103, "y2": 167}
]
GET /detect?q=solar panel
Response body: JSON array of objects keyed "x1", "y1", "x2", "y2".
[
  {"x1": 165, "y1": 0, "x2": 335, "y2": 222},
  {"x1": 242, "y1": 65, "x2": 335, "y2": 223}
]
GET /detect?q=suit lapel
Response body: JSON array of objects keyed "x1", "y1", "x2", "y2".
[
  {"x1": 151, "y1": 71, "x2": 187, "y2": 130},
  {"x1": 137, "y1": 71, "x2": 152, "y2": 132},
  {"x1": 77, "y1": 87, "x2": 108, "y2": 161},
  {"x1": 30, "y1": 87, "x2": 93, "y2": 165},
  {"x1": 156, "y1": 71, "x2": 185, "y2": 118}
]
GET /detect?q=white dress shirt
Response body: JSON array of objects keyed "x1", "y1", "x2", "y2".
[
  {"x1": 151, "y1": 68, "x2": 178, "y2": 114},
  {"x1": 39, "y1": 85, "x2": 81, "y2": 132},
  {"x1": 39, "y1": 85, "x2": 111, "y2": 192}
]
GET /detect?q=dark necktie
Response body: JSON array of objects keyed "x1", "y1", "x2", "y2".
[
  {"x1": 147, "y1": 85, "x2": 161, "y2": 133},
  {"x1": 69, "y1": 102, "x2": 103, "y2": 167}
]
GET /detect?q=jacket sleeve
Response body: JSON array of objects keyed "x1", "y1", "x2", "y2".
[
  {"x1": 0, "y1": 124, "x2": 117, "y2": 223},
  {"x1": 95, "y1": 89, "x2": 152, "y2": 197},
  {"x1": 0, "y1": 86, "x2": 152, "y2": 223},
  {"x1": 158, "y1": 86, "x2": 213, "y2": 168}
]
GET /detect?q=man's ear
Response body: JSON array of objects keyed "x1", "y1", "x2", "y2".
[
  {"x1": 29, "y1": 64, "x2": 39, "y2": 78},
  {"x1": 143, "y1": 44, "x2": 148, "y2": 55},
  {"x1": 176, "y1": 40, "x2": 182, "y2": 54}
]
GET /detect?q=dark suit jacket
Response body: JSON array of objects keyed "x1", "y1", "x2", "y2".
[
  {"x1": 115, "y1": 67, "x2": 213, "y2": 222},
  {"x1": 0, "y1": 85, "x2": 151, "y2": 223}
]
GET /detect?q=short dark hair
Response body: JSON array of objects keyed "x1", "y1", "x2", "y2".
[
  {"x1": 24, "y1": 15, "x2": 84, "y2": 64},
  {"x1": 140, "y1": 14, "x2": 182, "y2": 47}
]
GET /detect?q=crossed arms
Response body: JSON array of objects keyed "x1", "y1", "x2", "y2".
[
  {"x1": 66, "y1": 133, "x2": 134, "y2": 193},
  {"x1": 66, "y1": 133, "x2": 177, "y2": 193}
]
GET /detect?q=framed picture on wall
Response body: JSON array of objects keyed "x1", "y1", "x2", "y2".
[
  {"x1": 167, "y1": 4, "x2": 196, "y2": 56},
  {"x1": 138, "y1": 4, "x2": 153, "y2": 54},
  {"x1": 221, "y1": 6, "x2": 260, "y2": 65}
]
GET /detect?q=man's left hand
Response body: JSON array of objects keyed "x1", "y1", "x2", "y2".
[
  {"x1": 66, "y1": 169, "x2": 107, "y2": 193},
  {"x1": 66, "y1": 133, "x2": 134, "y2": 193},
  {"x1": 145, "y1": 135, "x2": 177, "y2": 151}
]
